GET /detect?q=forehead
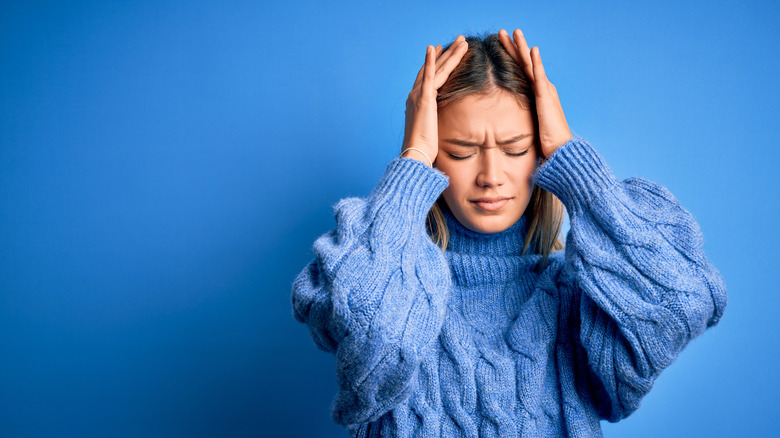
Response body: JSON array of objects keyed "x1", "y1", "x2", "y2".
[{"x1": 438, "y1": 91, "x2": 534, "y2": 136}]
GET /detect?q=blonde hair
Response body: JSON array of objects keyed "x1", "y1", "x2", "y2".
[{"x1": 413, "y1": 31, "x2": 565, "y2": 272}]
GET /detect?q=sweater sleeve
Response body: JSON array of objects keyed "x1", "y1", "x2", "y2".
[
  {"x1": 533, "y1": 136, "x2": 728, "y2": 422},
  {"x1": 291, "y1": 157, "x2": 452, "y2": 426}
]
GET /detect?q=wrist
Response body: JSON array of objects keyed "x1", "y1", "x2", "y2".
[{"x1": 400, "y1": 148, "x2": 434, "y2": 167}]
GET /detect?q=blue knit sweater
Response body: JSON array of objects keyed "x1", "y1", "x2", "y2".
[{"x1": 291, "y1": 136, "x2": 727, "y2": 437}]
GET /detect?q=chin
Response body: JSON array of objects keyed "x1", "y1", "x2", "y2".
[{"x1": 466, "y1": 216, "x2": 515, "y2": 234}]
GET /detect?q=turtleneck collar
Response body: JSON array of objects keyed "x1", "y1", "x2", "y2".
[{"x1": 440, "y1": 202, "x2": 530, "y2": 257}]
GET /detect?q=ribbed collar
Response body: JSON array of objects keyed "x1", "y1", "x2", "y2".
[
  {"x1": 440, "y1": 202, "x2": 530, "y2": 257},
  {"x1": 439, "y1": 203, "x2": 541, "y2": 287}
]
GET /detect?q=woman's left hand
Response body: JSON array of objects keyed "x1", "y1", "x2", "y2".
[{"x1": 499, "y1": 28, "x2": 572, "y2": 160}]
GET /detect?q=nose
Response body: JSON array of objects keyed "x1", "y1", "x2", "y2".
[{"x1": 475, "y1": 148, "x2": 505, "y2": 188}]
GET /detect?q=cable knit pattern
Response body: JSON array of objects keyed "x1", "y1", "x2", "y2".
[{"x1": 291, "y1": 136, "x2": 728, "y2": 437}]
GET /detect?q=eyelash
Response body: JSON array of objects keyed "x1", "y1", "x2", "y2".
[{"x1": 449, "y1": 150, "x2": 529, "y2": 160}]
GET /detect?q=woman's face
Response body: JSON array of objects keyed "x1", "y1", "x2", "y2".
[{"x1": 435, "y1": 90, "x2": 538, "y2": 234}]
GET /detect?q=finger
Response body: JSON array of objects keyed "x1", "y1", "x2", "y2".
[
  {"x1": 513, "y1": 29, "x2": 535, "y2": 82},
  {"x1": 433, "y1": 35, "x2": 465, "y2": 70},
  {"x1": 420, "y1": 45, "x2": 436, "y2": 98},
  {"x1": 433, "y1": 39, "x2": 468, "y2": 88},
  {"x1": 413, "y1": 36, "x2": 463, "y2": 91},
  {"x1": 531, "y1": 46, "x2": 548, "y2": 84},
  {"x1": 412, "y1": 42, "x2": 446, "y2": 90},
  {"x1": 498, "y1": 29, "x2": 521, "y2": 64},
  {"x1": 433, "y1": 44, "x2": 445, "y2": 69}
]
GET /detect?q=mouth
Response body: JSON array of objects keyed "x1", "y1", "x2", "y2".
[{"x1": 470, "y1": 197, "x2": 512, "y2": 212}]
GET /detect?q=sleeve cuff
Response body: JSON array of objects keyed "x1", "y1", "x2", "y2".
[
  {"x1": 532, "y1": 136, "x2": 619, "y2": 214},
  {"x1": 367, "y1": 156, "x2": 450, "y2": 226}
]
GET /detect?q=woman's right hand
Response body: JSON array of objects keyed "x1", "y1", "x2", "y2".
[{"x1": 402, "y1": 35, "x2": 469, "y2": 167}]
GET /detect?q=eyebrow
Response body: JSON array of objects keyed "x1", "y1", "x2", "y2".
[{"x1": 442, "y1": 133, "x2": 533, "y2": 147}]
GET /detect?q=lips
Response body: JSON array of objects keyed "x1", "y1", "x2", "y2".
[{"x1": 470, "y1": 196, "x2": 512, "y2": 211}]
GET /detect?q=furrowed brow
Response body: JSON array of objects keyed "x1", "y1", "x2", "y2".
[
  {"x1": 443, "y1": 133, "x2": 533, "y2": 147},
  {"x1": 497, "y1": 133, "x2": 533, "y2": 145}
]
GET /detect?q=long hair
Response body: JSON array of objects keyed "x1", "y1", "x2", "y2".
[{"x1": 411, "y1": 32, "x2": 565, "y2": 272}]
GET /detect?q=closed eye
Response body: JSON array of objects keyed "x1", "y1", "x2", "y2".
[{"x1": 447, "y1": 148, "x2": 530, "y2": 160}]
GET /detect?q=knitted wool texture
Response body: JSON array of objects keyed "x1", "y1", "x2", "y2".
[{"x1": 291, "y1": 137, "x2": 727, "y2": 437}]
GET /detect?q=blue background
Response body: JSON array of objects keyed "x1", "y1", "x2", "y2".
[{"x1": 1, "y1": 1, "x2": 776, "y2": 436}]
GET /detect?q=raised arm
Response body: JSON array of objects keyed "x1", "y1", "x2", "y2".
[
  {"x1": 534, "y1": 136, "x2": 728, "y2": 422},
  {"x1": 291, "y1": 156, "x2": 452, "y2": 426}
]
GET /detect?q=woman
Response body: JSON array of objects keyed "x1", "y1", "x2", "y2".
[{"x1": 291, "y1": 29, "x2": 727, "y2": 438}]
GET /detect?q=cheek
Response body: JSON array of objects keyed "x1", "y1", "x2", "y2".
[
  {"x1": 436, "y1": 162, "x2": 466, "y2": 188},
  {"x1": 442, "y1": 176, "x2": 466, "y2": 201},
  {"x1": 511, "y1": 158, "x2": 538, "y2": 189}
]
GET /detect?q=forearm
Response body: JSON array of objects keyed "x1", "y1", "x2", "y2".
[
  {"x1": 292, "y1": 155, "x2": 453, "y2": 425},
  {"x1": 537, "y1": 137, "x2": 727, "y2": 420}
]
